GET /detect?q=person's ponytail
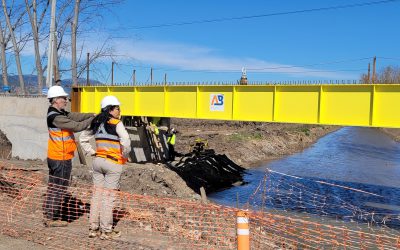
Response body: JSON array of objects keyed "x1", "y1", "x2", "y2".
[{"x1": 89, "y1": 105, "x2": 114, "y2": 134}]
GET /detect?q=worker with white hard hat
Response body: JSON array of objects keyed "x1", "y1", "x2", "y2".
[
  {"x1": 79, "y1": 95, "x2": 131, "y2": 240},
  {"x1": 44, "y1": 85, "x2": 94, "y2": 227}
]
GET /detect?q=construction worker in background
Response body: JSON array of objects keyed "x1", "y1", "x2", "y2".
[
  {"x1": 44, "y1": 85, "x2": 94, "y2": 227},
  {"x1": 79, "y1": 95, "x2": 131, "y2": 240},
  {"x1": 167, "y1": 128, "x2": 178, "y2": 161},
  {"x1": 149, "y1": 119, "x2": 160, "y2": 136}
]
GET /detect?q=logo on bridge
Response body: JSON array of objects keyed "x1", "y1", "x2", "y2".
[{"x1": 210, "y1": 94, "x2": 224, "y2": 111}]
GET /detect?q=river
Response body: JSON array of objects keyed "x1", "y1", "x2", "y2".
[{"x1": 209, "y1": 127, "x2": 400, "y2": 228}]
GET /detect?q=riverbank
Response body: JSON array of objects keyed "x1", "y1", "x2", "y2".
[
  {"x1": 0, "y1": 121, "x2": 339, "y2": 198},
  {"x1": 172, "y1": 119, "x2": 339, "y2": 168},
  {"x1": 381, "y1": 128, "x2": 400, "y2": 142}
]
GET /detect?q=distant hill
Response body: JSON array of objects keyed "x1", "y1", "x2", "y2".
[{"x1": 0, "y1": 74, "x2": 102, "y2": 94}]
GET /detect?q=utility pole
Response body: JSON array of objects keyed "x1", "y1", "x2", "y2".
[
  {"x1": 372, "y1": 56, "x2": 376, "y2": 84},
  {"x1": 150, "y1": 67, "x2": 153, "y2": 84},
  {"x1": 164, "y1": 73, "x2": 167, "y2": 85},
  {"x1": 133, "y1": 69, "x2": 136, "y2": 85},
  {"x1": 46, "y1": 0, "x2": 57, "y2": 88},
  {"x1": 367, "y1": 63, "x2": 370, "y2": 83},
  {"x1": 86, "y1": 52, "x2": 90, "y2": 86},
  {"x1": 111, "y1": 61, "x2": 114, "y2": 85},
  {"x1": 54, "y1": 65, "x2": 60, "y2": 85}
]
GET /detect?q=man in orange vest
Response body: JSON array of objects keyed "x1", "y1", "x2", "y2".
[{"x1": 44, "y1": 85, "x2": 94, "y2": 227}]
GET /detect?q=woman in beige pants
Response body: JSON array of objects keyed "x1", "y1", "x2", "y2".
[{"x1": 80, "y1": 96, "x2": 131, "y2": 240}]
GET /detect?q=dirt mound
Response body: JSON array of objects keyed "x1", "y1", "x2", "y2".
[
  {"x1": 0, "y1": 130, "x2": 11, "y2": 159},
  {"x1": 71, "y1": 162, "x2": 201, "y2": 200}
]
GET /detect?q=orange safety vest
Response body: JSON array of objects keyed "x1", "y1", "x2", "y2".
[
  {"x1": 47, "y1": 107, "x2": 77, "y2": 160},
  {"x1": 95, "y1": 118, "x2": 126, "y2": 165}
]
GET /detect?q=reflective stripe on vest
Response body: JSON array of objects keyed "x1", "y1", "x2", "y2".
[
  {"x1": 95, "y1": 118, "x2": 126, "y2": 165},
  {"x1": 47, "y1": 112, "x2": 76, "y2": 160}
]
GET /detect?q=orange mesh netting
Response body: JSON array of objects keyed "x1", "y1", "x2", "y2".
[
  {"x1": 247, "y1": 169, "x2": 400, "y2": 249},
  {"x1": 0, "y1": 162, "x2": 399, "y2": 249}
]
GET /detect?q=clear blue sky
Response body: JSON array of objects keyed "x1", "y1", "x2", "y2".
[{"x1": 17, "y1": 0, "x2": 400, "y2": 84}]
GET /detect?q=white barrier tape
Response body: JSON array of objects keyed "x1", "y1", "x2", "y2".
[
  {"x1": 237, "y1": 217, "x2": 248, "y2": 224},
  {"x1": 237, "y1": 229, "x2": 250, "y2": 235}
]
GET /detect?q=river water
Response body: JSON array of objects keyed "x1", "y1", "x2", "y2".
[{"x1": 209, "y1": 127, "x2": 400, "y2": 228}]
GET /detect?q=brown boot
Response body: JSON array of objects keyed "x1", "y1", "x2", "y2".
[
  {"x1": 100, "y1": 230, "x2": 121, "y2": 240},
  {"x1": 88, "y1": 229, "x2": 101, "y2": 238},
  {"x1": 44, "y1": 220, "x2": 68, "y2": 227}
]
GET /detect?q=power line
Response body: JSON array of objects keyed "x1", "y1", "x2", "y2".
[
  {"x1": 378, "y1": 56, "x2": 400, "y2": 61},
  {"x1": 110, "y1": 57, "x2": 371, "y2": 73},
  {"x1": 247, "y1": 57, "x2": 372, "y2": 71},
  {"x1": 250, "y1": 69, "x2": 365, "y2": 74},
  {"x1": 119, "y1": 0, "x2": 400, "y2": 30},
  {"x1": 169, "y1": 68, "x2": 365, "y2": 74},
  {"x1": 116, "y1": 66, "x2": 364, "y2": 74}
]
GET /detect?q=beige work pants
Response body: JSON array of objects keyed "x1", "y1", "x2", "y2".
[{"x1": 89, "y1": 157, "x2": 123, "y2": 232}]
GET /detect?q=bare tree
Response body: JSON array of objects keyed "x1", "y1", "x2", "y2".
[
  {"x1": 76, "y1": 38, "x2": 115, "y2": 78},
  {"x1": 1, "y1": 0, "x2": 26, "y2": 94},
  {"x1": 378, "y1": 66, "x2": 400, "y2": 83},
  {"x1": 2, "y1": 0, "x2": 123, "y2": 92},
  {"x1": 71, "y1": 0, "x2": 80, "y2": 86},
  {"x1": 0, "y1": 19, "x2": 9, "y2": 89},
  {"x1": 360, "y1": 73, "x2": 369, "y2": 84},
  {"x1": 361, "y1": 65, "x2": 400, "y2": 84},
  {"x1": 24, "y1": 0, "x2": 49, "y2": 92},
  {"x1": 57, "y1": 0, "x2": 123, "y2": 84}
]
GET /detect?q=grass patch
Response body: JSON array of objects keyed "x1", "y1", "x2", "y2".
[
  {"x1": 299, "y1": 127, "x2": 310, "y2": 136},
  {"x1": 287, "y1": 125, "x2": 311, "y2": 136}
]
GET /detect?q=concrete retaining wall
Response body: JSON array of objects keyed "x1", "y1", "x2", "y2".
[
  {"x1": 0, "y1": 96, "x2": 49, "y2": 160},
  {"x1": 0, "y1": 96, "x2": 159, "y2": 162}
]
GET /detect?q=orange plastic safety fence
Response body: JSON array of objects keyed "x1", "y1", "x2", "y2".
[{"x1": 1, "y1": 162, "x2": 399, "y2": 249}]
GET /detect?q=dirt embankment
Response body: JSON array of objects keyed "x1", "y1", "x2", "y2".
[
  {"x1": 380, "y1": 128, "x2": 400, "y2": 142},
  {"x1": 0, "y1": 120, "x2": 339, "y2": 200},
  {"x1": 0, "y1": 130, "x2": 11, "y2": 159},
  {"x1": 172, "y1": 119, "x2": 339, "y2": 168}
]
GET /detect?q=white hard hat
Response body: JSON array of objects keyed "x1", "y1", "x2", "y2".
[
  {"x1": 101, "y1": 95, "x2": 121, "y2": 109},
  {"x1": 47, "y1": 85, "x2": 68, "y2": 99}
]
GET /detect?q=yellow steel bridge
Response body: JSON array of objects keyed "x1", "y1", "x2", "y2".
[{"x1": 71, "y1": 84, "x2": 400, "y2": 128}]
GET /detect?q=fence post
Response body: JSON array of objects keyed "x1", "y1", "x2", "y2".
[{"x1": 237, "y1": 210, "x2": 249, "y2": 250}]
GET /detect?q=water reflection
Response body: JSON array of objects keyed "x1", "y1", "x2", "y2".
[{"x1": 209, "y1": 127, "x2": 400, "y2": 228}]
